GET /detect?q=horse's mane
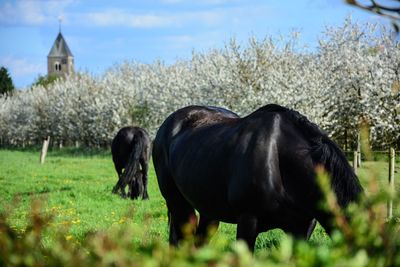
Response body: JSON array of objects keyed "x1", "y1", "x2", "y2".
[{"x1": 256, "y1": 104, "x2": 363, "y2": 207}]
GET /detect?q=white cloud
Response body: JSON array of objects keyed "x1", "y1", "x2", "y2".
[
  {"x1": 0, "y1": 0, "x2": 75, "y2": 26},
  {"x1": 85, "y1": 10, "x2": 178, "y2": 28},
  {"x1": 0, "y1": 1, "x2": 43, "y2": 25},
  {"x1": 0, "y1": 0, "x2": 268, "y2": 30},
  {"x1": 0, "y1": 56, "x2": 45, "y2": 77},
  {"x1": 82, "y1": 8, "x2": 230, "y2": 28}
]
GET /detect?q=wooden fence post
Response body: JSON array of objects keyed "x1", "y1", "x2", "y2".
[
  {"x1": 357, "y1": 132, "x2": 362, "y2": 168},
  {"x1": 40, "y1": 136, "x2": 51, "y2": 164},
  {"x1": 353, "y1": 151, "x2": 358, "y2": 175},
  {"x1": 387, "y1": 147, "x2": 395, "y2": 219}
]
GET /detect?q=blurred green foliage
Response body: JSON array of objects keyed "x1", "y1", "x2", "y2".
[
  {"x1": 1, "y1": 189, "x2": 399, "y2": 266},
  {"x1": 31, "y1": 74, "x2": 60, "y2": 89},
  {"x1": 0, "y1": 148, "x2": 399, "y2": 266}
]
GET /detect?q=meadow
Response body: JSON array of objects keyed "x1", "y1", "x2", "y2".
[{"x1": 0, "y1": 147, "x2": 397, "y2": 255}]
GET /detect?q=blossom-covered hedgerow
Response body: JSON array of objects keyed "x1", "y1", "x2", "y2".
[{"x1": 0, "y1": 18, "x2": 399, "y2": 148}]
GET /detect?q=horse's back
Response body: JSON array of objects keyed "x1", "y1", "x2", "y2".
[
  {"x1": 153, "y1": 105, "x2": 238, "y2": 165},
  {"x1": 154, "y1": 106, "x2": 308, "y2": 222}
]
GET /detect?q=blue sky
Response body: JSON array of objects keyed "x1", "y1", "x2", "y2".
[{"x1": 0, "y1": 0, "x2": 389, "y2": 88}]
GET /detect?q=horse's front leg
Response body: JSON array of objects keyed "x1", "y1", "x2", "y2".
[
  {"x1": 236, "y1": 214, "x2": 259, "y2": 252},
  {"x1": 168, "y1": 209, "x2": 197, "y2": 246},
  {"x1": 195, "y1": 215, "x2": 219, "y2": 247}
]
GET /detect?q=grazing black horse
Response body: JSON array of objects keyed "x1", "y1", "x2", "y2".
[
  {"x1": 111, "y1": 126, "x2": 151, "y2": 200},
  {"x1": 152, "y1": 104, "x2": 363, "y2": 250}
]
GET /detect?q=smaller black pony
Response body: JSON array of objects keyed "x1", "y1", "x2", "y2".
[
  {"x1": 153, "y1": 104, "x2": 363, "y2": 251},
  {"x1": 111, "y1": 126, "x2": 151, "y2": 200}
]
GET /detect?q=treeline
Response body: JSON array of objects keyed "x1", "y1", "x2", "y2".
[{"x1": 0, "y1": 18, "x2": 399, "y2": 149}]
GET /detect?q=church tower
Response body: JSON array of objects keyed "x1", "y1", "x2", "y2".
[{"x1": 47, "y1": 28, "x2": 74, "y2": 77}]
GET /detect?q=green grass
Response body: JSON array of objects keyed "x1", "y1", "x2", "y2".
[
  {"x1": 0, "y1": 148, "x2": 398, "y2": 253},
  {"x1": 0, "y1": 149, "x2": 167, "y2": 244}
]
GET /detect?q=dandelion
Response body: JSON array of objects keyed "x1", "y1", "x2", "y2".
[
  {"x1": 65, "y1": 235, "x2": 73, "y2": 241},
  {"x1": 118, "y1": 216, "x2": 127, "y2": 224}
]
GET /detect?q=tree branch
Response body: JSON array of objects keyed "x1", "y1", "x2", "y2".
[{"x1": 346, "y1": 0, "x2": 400, "y2": 31}]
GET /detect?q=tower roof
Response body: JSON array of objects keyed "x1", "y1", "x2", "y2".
[{"x1": 48, "y1": 32, "x2": 73, "y2": 58}]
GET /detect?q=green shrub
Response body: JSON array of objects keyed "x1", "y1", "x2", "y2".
[
  {"x1": 1, "y1": 147, "x2": 399, "y2": 266},
  {"x1": 1, "y1": 175, "x2": 399, "y2": 267}
]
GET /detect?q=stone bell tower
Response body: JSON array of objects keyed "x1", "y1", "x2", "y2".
[{"x1": 47, "y1": 22, "x2": 74, "y2": 77}]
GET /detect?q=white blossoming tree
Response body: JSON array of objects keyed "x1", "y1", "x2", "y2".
[
  {"x1": 318, "y1": 18, "x2": 400, "y2": 150},
  {"x1": 0, "y1": 19, "x2": 398, "y2": 150}
]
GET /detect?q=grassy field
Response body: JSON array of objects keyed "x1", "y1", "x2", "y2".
[{"x1": 0, "y1": 148, "x2": 398, "y2": 253}]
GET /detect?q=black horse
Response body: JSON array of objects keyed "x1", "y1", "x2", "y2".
[
  {"x1": 111, "y1": 126, "x2": 151, "y2": 200},
  {"x1": 152, "y1": 104, "x2": 363, "y2": 250}
]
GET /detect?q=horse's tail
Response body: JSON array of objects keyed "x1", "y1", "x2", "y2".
[
  {"x1": 311, "y1": 137, "x2": 363, "y2": 207},
  {"x1": 123, "y1": 131, "x2": 144, "y2": 199}
]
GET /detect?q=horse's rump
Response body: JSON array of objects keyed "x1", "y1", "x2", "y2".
[{"x1": 111, "y1": 126, "x2": 151, "y2": 199}]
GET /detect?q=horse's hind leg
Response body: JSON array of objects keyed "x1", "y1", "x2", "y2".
[
  {"x1": 195, "y1": 215, "x2": 219, "y2": 247},
  {"x1": 112, "y1": 166, "x2": 123, "y2": 195},
  {"x1": 288, "y1": 218, "x2": 317, "y2": 240},
  {"x1": 306, "y1": 219, "x2": 317, "y2": 240},
  {"x1": 236, "y1": 214, "x2": 259, "y2": 251},
  {"x1": 117, "y1": 169, "x2": 129, "y2": 198},
  {"x1": 140, "y1": 157, "x2": 149, "y2": 200}
]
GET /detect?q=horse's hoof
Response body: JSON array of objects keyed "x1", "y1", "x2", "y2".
[{"x1": 112, "y1": 186, "x2": 119, "y2": 194}]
